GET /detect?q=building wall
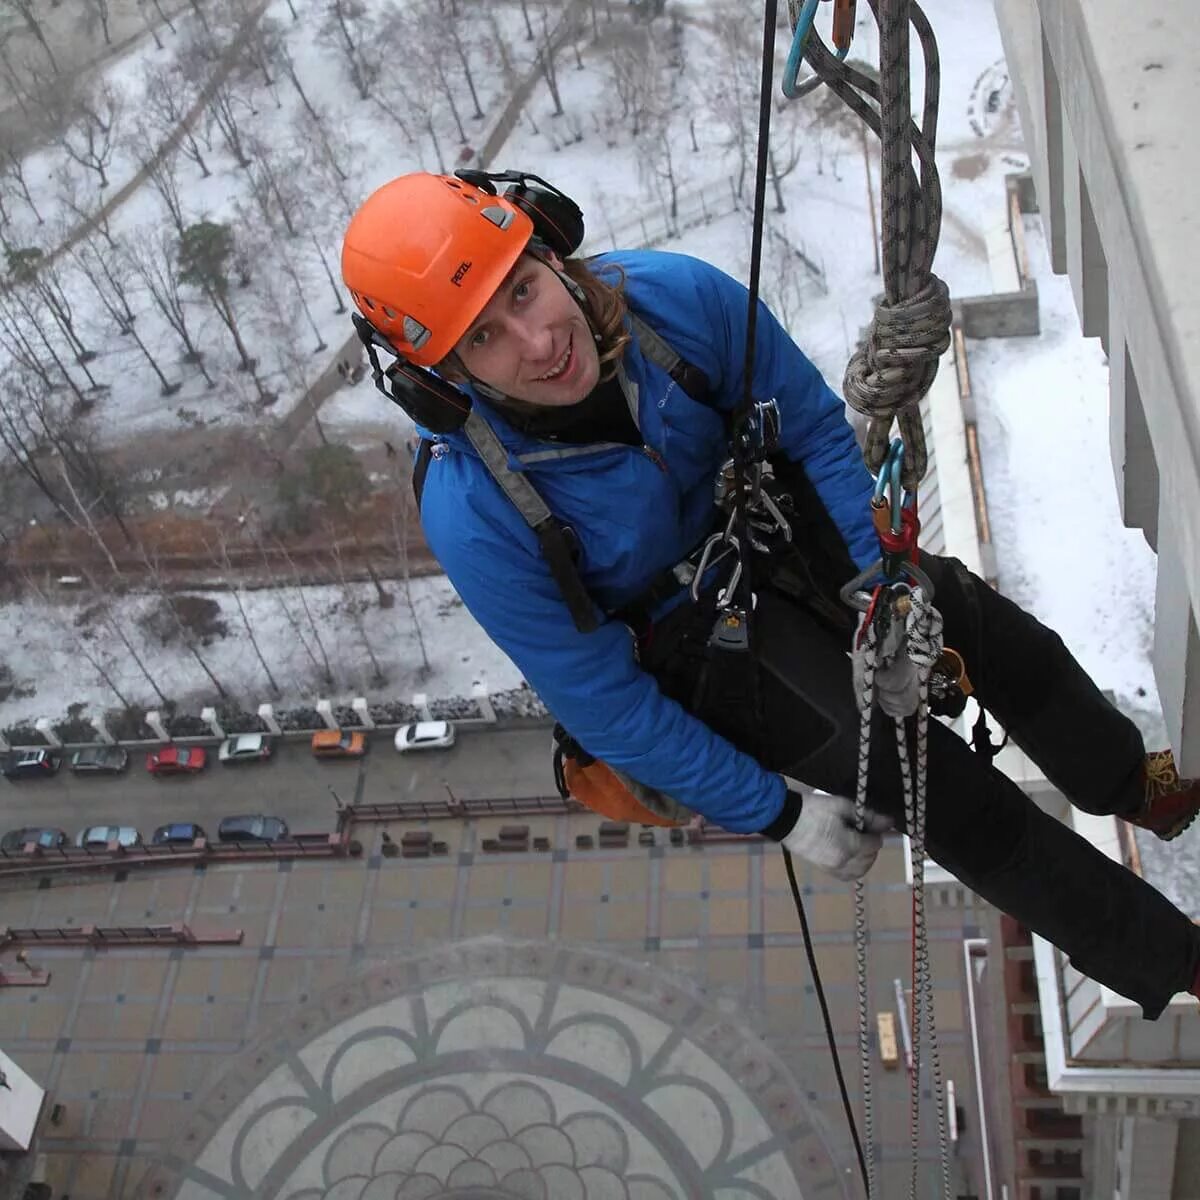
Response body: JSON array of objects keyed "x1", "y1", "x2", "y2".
[{"x1": 991, "y1": 0, "x2": 1200, "y2": 772}]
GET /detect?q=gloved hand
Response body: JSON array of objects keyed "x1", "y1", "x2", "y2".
[{"x1": 778, "y1": 784, "x2": 892, "y2": 880}]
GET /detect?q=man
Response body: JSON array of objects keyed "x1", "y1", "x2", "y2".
[{"x1": 343, "y1": 170, "x2": 1200, "y2": 1018}]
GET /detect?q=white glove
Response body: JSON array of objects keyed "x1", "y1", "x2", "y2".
[{"x1": 778, "y1": 786, "x2": 892, "y2": 881}]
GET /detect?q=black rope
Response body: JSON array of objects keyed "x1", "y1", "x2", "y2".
[
  {"x1": 785, "y1": 847, "x2": 871, "y2": 1194},
  {"x1": 740, "y1": 4, "x2": 868, "y2": 1194}
]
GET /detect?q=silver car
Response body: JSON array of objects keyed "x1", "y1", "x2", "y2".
[{"x1": 76, "y1": 825, "x2": 142, "y2": 849}]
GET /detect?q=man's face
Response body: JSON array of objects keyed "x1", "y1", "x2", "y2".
[{"x1": 452, "y1": 251, "x2": 601, "y2": 407}]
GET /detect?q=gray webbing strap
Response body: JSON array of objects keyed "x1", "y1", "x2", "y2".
[
  {"x1": 628, "y1": 312, "x2": 682, "y2": 377},
  {"x1": 462, "y1": 409, "x2": 599, "y2": 633},
  {"x1": 463, "y1": 409, "x2": 553, "y2": 530}
]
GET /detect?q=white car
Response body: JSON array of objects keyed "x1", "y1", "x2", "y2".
[
  {"x1": 218, "y1": 733, "x2": 273, "y2": 764},
  {"x1": 76, "y1": 825, "x2": 142, "y2": 849},
  {"x1": 393, "y1": 721, "x2": 456, "y2": 753}
]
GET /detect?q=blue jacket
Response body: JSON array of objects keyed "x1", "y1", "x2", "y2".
[{"x1": 420, "y1": 250, "x2": 877, "y2": 832}]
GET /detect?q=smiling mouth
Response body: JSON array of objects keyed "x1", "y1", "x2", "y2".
[{"x1": 533, "y1": 335, "x2": 573, "y2": 382}]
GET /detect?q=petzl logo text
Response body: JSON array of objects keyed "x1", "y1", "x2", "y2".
[{"x1": 451, "y1": 261, "x2": 472, "y2": 286}]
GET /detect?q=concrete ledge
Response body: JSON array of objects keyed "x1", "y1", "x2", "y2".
[{"x1": 956, "y1": 284, "x2": 1041, "y2": 339}]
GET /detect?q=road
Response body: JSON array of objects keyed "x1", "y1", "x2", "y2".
[{"x1": 0, "y1": 725, "x2": 555, "y2": 842}]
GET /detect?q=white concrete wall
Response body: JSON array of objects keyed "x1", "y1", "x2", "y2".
[
  {"x1": 0, "y1": 1047, "x2": 45, "y2": 1153},
  {"x1": 994, "y1": 0, "x2": 1200, "y2": 772}
]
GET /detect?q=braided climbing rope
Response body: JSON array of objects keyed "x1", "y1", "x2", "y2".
[
  {"x1": 788, "y1": 0, "x2": 953, "y2": 490},
  {"x1": 852, "y1": 587, "x2": 950, "y2": 1200}
]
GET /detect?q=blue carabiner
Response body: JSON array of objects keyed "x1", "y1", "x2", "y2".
[
  {"x1": 782, "y1": 0, "x2": 821, "y2": 99},
  {"x1": 871, "y1": 439, "x2": 907, "y2": 534}
]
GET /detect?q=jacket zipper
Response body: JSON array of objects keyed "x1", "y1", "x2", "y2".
[{"x1": 642, "y1": 446, "x2": 667, "y2": 472}]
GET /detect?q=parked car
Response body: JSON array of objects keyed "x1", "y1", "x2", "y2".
[
  {"x1": 76, "y1": 825, "x2": 142, "y2": 849},
  {"x1": 311, "y1": 729, "x2": 368, "y2": 759},
  {"x1": 146, "y1": 746, "x2": 207, "y2": 776},
  {"x1": 218, "y1": 733, "x2": 273, "y2": 764},
  {"x1": 393, "y1": 721, "x2": 456, "y2": 753},
  {"x1": 0, "y1": 827, "x2": 68, "y2": 852},
  {"x1": 151, "y1": 822, "x2": 207, "y2": 846},
  {"x1": 2, "y1": 749, "x2": 60, "y2": 779},
  {"x1": 70, "y1": 746, "x2": 129, "y2": 774},
  {"x1": 217, "y1": 814, "x2": 289, "y2": 843}
]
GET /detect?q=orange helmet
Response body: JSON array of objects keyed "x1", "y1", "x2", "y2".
[{"x1": 341, "y1": 172, "x2": 534, "y2": 367}]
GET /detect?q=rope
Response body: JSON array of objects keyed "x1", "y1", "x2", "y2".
[
  {"x1": 894, "y1": 591, "x2": 950, "y2": 1200},
  {"x1": 851, "y1": 587, "x2": 951, "y2": 1200},
  {"x1": 787, "y1": 0, "x2": 953, "y2": 490},
  {"x1": 852, "y1": 612, "x2": 881, "y2": 1200}
]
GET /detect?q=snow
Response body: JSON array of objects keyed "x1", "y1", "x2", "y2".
[{"x1": 0, "y1": 0, "x2": 1171, "y2": 880}]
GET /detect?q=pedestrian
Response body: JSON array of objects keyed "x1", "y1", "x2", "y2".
[{"x1": 341, "y1": 169, "x2": 1200, "y2": 1019}]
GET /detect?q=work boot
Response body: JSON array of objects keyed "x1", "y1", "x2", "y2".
[{"x1": 1128, "y1": 750, "x2": 1200, "y2": 841}]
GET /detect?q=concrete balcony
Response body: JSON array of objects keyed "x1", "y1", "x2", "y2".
[{"x1": 993, "y1": 0, "x2": 1200, "y2": 771}]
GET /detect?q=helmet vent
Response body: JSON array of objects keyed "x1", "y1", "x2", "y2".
[
  {"x1": 402, "y1": 315, "x2": 431, "y2": 352},
  {"x1": 480, "y1": 204, "x2": 515, "y2": 231}
]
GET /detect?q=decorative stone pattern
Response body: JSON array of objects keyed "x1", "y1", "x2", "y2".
[{"x1": 137, "y1": 940, "x2": 848, "y2": 1200}]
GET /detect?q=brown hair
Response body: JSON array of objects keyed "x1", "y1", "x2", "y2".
[
  {"x1": 560, "y1": 256, "x2": 631, "y2": 383},
  {"x1": 437, "y1": 253, "x2": 631, "y2": 397}
]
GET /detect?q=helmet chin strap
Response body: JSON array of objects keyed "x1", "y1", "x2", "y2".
[{"x1": 461, "y1": 240, "x2": 601, "y2": 406}]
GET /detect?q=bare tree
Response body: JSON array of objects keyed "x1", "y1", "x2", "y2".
[
  {"x1": 0, "y1": 0, "x2": 59, "y2": 73},
  {"x1": 260, "y1": 533, "x2": 335, "y2": 687},
  {"x1": 139, "y1": 548, "x2": 229, "y2": 699},
  {"x1": 0, "y1": 373, "x2": 72, "y2": 517},
  {"x1": 206, "y1": 531, "x2": 281, "y2": 696},
  {"x1": 177, "y1": 221, "x2": 269, "y2": 399},
  {"x1": 124, "y1": 230, "x2": 214, "y2": 382},
  {"x1": 244, "y1": 136, "x2": 299, "y2": 236},
  {"x1": 389, "y1": 464, "x2": 430, "y2": 676},
  {"x1": 537, "y1": 10, "x2": 565, "y2": 118},
  {"x1": 0, "y1": 277, "x2": 91, "y2": 405},
  {"x1": 328, "y1": 531, "x2": 385, "y2": 687},
  {"x1": 85, "y1": 0, "x2": 113, "y2": 44},
  {"x1": 705, "y1": 0, "x2": 759, "y2": 199},
  {"x1": 58, "y1": 462, "x2": 124, "y2": 575},
  {"x1": 58, "y1": 81, "x2": 124, "y2": 190},
  {"x1": 141, "y1": 62, "x2": 210, "y2": 177},
  {"x1": 310, "y1": 234, "x2": 346, "y2": 315},
  {"x1": 0, "y1": 128, "x2": 45, "y2": 225},
  {"x1": 76, "y1": 568, "x2": 174, "y2": 705},
  {"x1": 52, "y1": 162, "x2": 118, "y2": 249},
  {"x1": 322, "y1": 0, "x2": 377, "y2": 101},
  {"x1": 206, "y1": 79, "x2": 252, "y2": 168},
  {"x1": 0, "y1": 292, "x2": 52, "y2": 385},
  {"x1": 262, "y1": 237, "x2": 326, "y2": 353},
  {"x1": 137, "y1": 0, "x2": 174, "y2": 48},
  {"x1": 6, "y1": 246, "x2": 97, "y2": 366},
  {"x1": 423, "y1": 0, "x2": 484, "y2": 120},
  {"x1": 137, "y1": 139, "x2": 188, "y2": 236},
  {"x1": 73, "y1": 236, "x2": 182, "y2": 396},
  {"x1": 19, "y1": 570, "x2": 137, "y2": 709}
]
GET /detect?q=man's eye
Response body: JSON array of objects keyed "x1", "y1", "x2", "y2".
[
  {"x1": 514, "y1": 280, "x2": 532, "y2": 301},
  {"x1": 470, "y1": 329, "x2": 489, "y2": 348}
]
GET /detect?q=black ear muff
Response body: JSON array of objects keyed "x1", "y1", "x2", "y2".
[
  {"x1": 352, "y1": 313, "x2": 472, "y2": 435},
  {"x1": 454, "y1": 168, "x2": 585, "y2": 258}
]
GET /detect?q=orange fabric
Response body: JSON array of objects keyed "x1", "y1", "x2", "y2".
[
  {"x1": 341, "y1": 173, "x2": 534, "y2": 366},
  {"x1": 563, "y1": 758, "x2": 684, "y2": 828}
]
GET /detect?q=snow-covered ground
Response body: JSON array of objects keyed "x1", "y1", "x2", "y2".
[{"x1": 0, "y1": 0, "x2": 1164, "y2": 793}]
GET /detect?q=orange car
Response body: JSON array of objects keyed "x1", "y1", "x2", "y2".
[{"x1": 311, "y1": 730, "x2": 367, "y2": 759}]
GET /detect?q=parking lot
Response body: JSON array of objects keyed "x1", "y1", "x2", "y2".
[{"x1": 0, "y1": 724, "x2": 556, "y2": 850}]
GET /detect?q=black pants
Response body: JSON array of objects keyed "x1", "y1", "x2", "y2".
[{"x1": 642, "y1": 551, "x2": 1200, "y2": 1018}]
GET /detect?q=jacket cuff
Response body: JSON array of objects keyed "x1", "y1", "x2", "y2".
[{"x1": 759, "y1": 787, "x2": 803, "y2": 842}]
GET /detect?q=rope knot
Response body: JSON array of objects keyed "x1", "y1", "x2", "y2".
[{"x1": 843, "y1": 273, "x2": 953, "y2": 489}]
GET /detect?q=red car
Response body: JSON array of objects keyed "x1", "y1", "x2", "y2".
[{"x1": 146, "y1": 746, "x2": 207, "y2": 776}]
